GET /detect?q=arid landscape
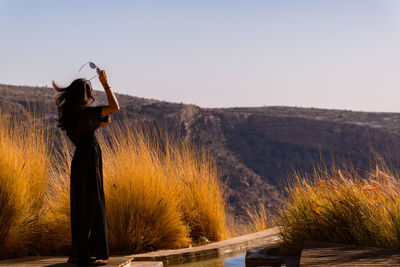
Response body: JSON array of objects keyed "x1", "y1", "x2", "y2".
[
  {"x1": 4, "y1": 1, "x2": 400, "y2": 265},
  {"x1": 3, "y1": 83, "x2": 400, "y2": 218}
]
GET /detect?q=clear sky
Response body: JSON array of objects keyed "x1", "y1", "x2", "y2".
[{"x1": 1, "y1": 0, "x2": 400, "y2": 112}]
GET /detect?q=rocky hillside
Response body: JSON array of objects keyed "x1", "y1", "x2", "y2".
[{"x1": 2, "y1": 83, "x2": 400, "y2": 217}]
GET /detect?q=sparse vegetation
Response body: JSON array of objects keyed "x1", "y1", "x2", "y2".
[{"x1": 280, "y1": 165, "x2": 400, "y2": 250}]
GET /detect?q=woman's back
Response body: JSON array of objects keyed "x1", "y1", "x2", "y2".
[{"x1": 66, "y1": 106, "x2": 104, "y2": 148}]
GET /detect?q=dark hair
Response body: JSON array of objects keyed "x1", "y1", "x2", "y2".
[{"x1": 53, "y1": 78, "x2": 95, "y2": 130}]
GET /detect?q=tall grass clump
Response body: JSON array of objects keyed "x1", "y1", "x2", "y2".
[
  {"x1": 39, "y1": 138, "x2": 72, "y2": 255},
  {"x1": 162, "y1": 140, "x2": 229, "y2": 243},
  {"x1": 101, "y1": 123, "x2": 190, "y2": 252},
  {"x1": 280, "y1": 166, "x2": 400, "y2": 249},
  {"x1": 44, "y1": 120, "x2": 228, "y2": 254},
  {"x1": 0, "y1": 109, "x2": 49, "y2": 259}
]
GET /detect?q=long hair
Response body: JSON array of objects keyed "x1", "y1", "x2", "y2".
[{"x1": 53, "y1": 78, "x2": 95, "y2": 130}]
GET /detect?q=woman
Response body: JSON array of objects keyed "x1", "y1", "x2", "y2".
[{"x1": 53, "y1": 70, "x2": 120, "y2": 266}]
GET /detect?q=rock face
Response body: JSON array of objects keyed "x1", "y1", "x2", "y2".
[{"x1": 2, "y1": 83, "x2": 400, "y2": 217}]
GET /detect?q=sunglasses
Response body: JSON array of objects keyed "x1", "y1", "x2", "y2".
[{"x1": 79, "y1": 61, "x2": 101, "y2": 81}]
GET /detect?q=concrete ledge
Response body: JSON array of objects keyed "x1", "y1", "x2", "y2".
[{"x1": 130, "y1": 227, "x2": 280, "y2": 265}]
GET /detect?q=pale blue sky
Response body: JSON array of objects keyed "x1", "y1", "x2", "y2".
[{"x1": 1, "y1": 0, "x2": 400, "y2": 111}]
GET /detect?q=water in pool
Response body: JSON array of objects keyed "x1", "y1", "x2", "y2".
[{"x1": 169, "y1": 252, "x2": 246, "y2": 267}]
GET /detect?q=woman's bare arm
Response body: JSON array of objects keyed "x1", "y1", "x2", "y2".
[{"x1": 99, "y1": 69, "x2": 120, "y2": 117}]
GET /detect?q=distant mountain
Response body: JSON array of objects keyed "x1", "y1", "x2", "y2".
[{"x1": 3, "y1": 83, "x2": 400, "y2": 218}]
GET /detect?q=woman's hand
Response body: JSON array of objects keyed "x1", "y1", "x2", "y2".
[{"x1": 99, "y1": 70, "x2": 110, "y2": 89}]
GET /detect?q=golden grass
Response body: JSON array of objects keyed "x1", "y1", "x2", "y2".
[
  {"x1": 39, "y1": 137, "x2": 72, "y2": 255},
  {"x1": 280, "y1": 165, "x2": 400, "y2": 249},
  {"x1": 101, "y1": 124, "x2": 191, "y2": 252},
  {"x1": 41, "y1": 120, "x2": 228, "y2": 254},
  {"x1": 162, "y1": 140, "x2": 229, "y2": 243},
  {"x1": 0, "y1": 109, "x2": 49, "y2": 259},
  {"x1": 246, "y1": 203, "x2": 273, "y2": 233}
]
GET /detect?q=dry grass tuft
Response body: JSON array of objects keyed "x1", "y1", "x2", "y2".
[
  {"x1": 280, "y1": 165, "x2": 400, "y2": 249},
  {"x1": 246, "y1": 203, "x2": 273, "y2": 233},
  {"x1": 101, "y1": 123, "x2": 191, "y2": 252},
  {"x1": 0, "y1": 109, "x2": 49, "y2": 259},
  {"x1": 39, "y1": 136, "x2": 72, "y2": 255}
]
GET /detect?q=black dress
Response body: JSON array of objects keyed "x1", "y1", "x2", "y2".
[{"x1": 66, "y1": 105, "x2": 109, "y2": 266}]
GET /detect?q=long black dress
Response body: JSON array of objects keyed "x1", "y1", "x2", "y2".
[{"x1": 66, "y1": 105, "x2": 109, "y2": 266}]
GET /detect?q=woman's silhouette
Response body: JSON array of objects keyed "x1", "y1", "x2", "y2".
[{"x1": 53, "y1": 70, "x2": 120, "y2": 266}]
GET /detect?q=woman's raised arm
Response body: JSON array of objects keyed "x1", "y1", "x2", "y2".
[{"x1": 99, "y1": 69, "x2": 120, "y2": 117}]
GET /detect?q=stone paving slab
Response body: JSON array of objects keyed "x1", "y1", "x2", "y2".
[
  {"x1": 130, "y1": 227, "x2": 280, "y2": 265},
  {"x1": 300, "y1": 240, "x2": 400, "y2": 266},
  {"x1": 0, "y1": 256, "x2": 162, "y2": 267}
]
